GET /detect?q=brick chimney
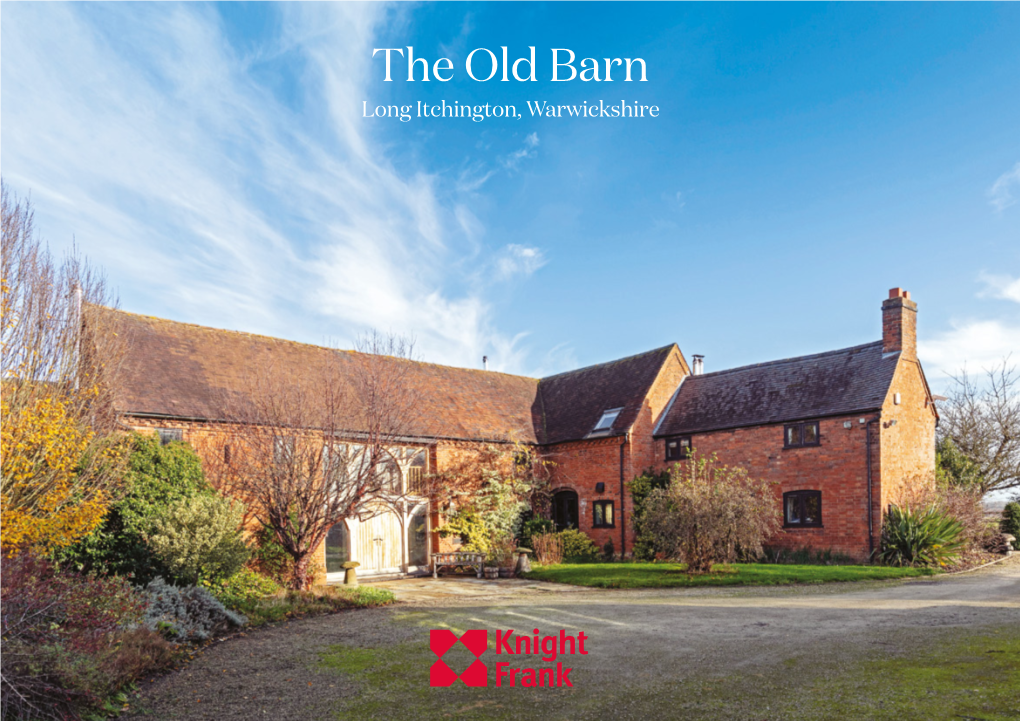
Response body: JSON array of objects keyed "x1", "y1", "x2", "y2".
[{"x1": 882, "y1": 288, "x2": 917, "y2": 358}]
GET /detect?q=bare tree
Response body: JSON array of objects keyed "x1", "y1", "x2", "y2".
[
  {"x1": 210, "y1": 331, "x2": 425, "y2": 590},
  {"x1": 937, "y1": 357, "x2": 1020, "y2": 495},
  {"x1": 1, "y1": 181, "x2": 127, "y2": 552}
]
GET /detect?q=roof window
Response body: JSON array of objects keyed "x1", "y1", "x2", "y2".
[{"x1": 592, "y1": 408, "x2": 623, "y2": 433}]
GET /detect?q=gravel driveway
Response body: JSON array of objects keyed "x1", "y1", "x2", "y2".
[{"x1": 121, "y1": 558, "x2": 1020, "y2": 721}]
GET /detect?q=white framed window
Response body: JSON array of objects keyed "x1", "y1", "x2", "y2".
[{"x1": 592, "y1": 408, "x2": 623, "y2": 433}]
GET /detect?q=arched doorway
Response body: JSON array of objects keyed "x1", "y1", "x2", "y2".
[
  {"x1": 325, "y1": 521, "x2": 350, "y2": 574},
  {"x1": 552, "y1": 490, "x2": 579, "y2": 531}
]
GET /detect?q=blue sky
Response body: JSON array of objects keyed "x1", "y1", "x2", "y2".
[{"x1": 2, "y1": 2, "x2": 1018, "y2": 387}]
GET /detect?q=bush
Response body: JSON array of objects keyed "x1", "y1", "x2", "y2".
[
  {"x1": 878, "y1": 504, "x2": 965, "y2": 567},
  {"x1": 520, "y1": 517, "x2": 554, "y2": 550},
  {"x1": 532, "y1": 532, "x2": 564, "y2": 565},
  {"x1": 436, "y1": 508, "x2": 491, "y2": 553},
  {"x1": 891, "y1": 480, "x2": 995, "y2": 552},
  {"x1": 1, "y1": 552, "x2": 173, "y2": 721},
  {"x1": 559, "y1": 528, "x2": 599, "y2": 562},
  {"x1": 628, "y1": 468, "x2": 671, "y2": 561},
  {"x1": 56, "y1": 433, "x2": 213, "y2": 584},
  {"x1": 141, "y1": 577, "x2": 246, "y2": 641},
  {"x1": 147, "y1": 494, "x2": 249, "y2": 584},
  {"x1": 201, "y1": 568, "x2": 283, "y2": 611},
  {"x1": 1002, "y1": 501, "x2": 1020, "y2": 537},
  {"x1": 642, "y1": 453, "x2": 781, "y2": 573}
]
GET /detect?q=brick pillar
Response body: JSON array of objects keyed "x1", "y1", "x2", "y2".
[{"x1": 881, "y1": 288, "x2": 917, "y2": 358}]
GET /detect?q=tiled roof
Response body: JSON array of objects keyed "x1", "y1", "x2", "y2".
[
  {"x1": 655, "y1": 341, "x2": 898, "y2": 437},
  {"x1": 106, "y1": 308, "x2": 675, "y2": 445},
  {"x1": 535, "y1": 345, "x2": 677, "y2": 445},
  {"x1": 105, "y1": 309, "x2": 541, "y2": 443}
]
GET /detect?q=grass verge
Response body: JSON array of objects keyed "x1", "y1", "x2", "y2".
[
  {"x1": 230, "y1": 585, "x2": 396, "y2": 627},
  {"x1": 521, "y1": 562, "x2": 936, "y2": 588}
]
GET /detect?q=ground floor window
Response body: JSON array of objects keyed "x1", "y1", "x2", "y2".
[
  {"x1": 408, "y1": 507, "x2": 429, "y2": 566},
  {"x1": 325, "y1": 521, "x2": 350, "y2": 573},
  {"x1": 592, "y1": 500, "x2": 615, "y2": 528},
  {"x1": 784, "y1": 490, "x2": 822, "y2": 528},
  {"x1": 552, "y1": 490, "x2": 579, "y2": 531}
]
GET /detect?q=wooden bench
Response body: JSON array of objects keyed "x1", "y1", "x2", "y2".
[{"x1": 431, "y1": 552, "x2": 485, "y2": 579}]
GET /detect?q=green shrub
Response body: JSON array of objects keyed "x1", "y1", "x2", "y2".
[
  {"x1": 559, "y1": 529, "x2": 599, "y2": 562},
  {"x1": 56, "y1": 433, "x2": 213, "y2": 584},
  {"x1": 520, "y1": 517, "x2": 554, "y2": 549},
  {"x1": 147, "y1": 495, "x2": 249, "y2": 584},
  {"x1": 628, "y1": 468, "x2": 671, "y2": 561},
  {"x1": 201, "y1": 568, "x2": 283, "y2": 611},
  {"x1": 878, "y1": 504, "x2": 965, "y2": 567},
  {"x1": 1002, "y1": 501, "x2": 1020, "y2": 537}
]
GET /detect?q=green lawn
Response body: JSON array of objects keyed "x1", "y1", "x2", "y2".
[
  {"x1": 522, "y1": 562, "x2": 936, "y2": 588},
  {"x1": 231, "y1": 585, "x2": 396, "y2": 627}
]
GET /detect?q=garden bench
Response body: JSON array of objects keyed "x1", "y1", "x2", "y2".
[{"x1": 431, "y1": 552, "x2": 485, "y2": 578}]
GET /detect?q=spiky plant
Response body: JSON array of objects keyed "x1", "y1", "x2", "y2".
[{"x1": 878, "y1": 504, "x2": 965, "y2": 567}]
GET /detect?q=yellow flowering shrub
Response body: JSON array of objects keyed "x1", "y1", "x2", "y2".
[{"x1": 1, "y1": 392, "x2": 126, "y2": 552}]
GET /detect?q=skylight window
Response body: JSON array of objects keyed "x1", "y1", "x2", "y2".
[{"x1": 592, "y1": 408, "x2": 623, "y2": 433}]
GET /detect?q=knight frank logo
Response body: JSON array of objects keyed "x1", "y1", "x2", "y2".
[{"x1": 429, "y1": 628, "x2": 588, "y2": 688}]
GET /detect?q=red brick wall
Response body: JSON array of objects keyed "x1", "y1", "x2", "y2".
[
  {"x1": 544, "y1": 437, "x2": 627, "y2": 553},
  {"x1": 654, "y1": 415, "x2": 878, "y2": 559},
  {"x1": 540, "y1": 348, "x2": 688, "y2": 558}
]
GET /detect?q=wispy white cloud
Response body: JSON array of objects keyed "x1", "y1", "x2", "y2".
[
  {"x1": 978, "y1": 272, "x2": 1020, "y2": 303},
  {"x1": 500, "y1": 132, "x2": 540, "y2": 171},
  {"x1": 495, "y1": 244, "x2": 546, "y2": 281},
  {"x1": 988, "y1": 161, "x2": 1020, "y2": 212},
  {"x1": 919, "y1": 319, "x2": 1020, "y2": 382},
  {"x1": 0, "y1": 3, "x2": 549, "y2": 373}
]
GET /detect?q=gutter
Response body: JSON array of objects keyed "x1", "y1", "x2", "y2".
[
  {"x1": 865, "y1": 416, "x2": 880, "y2": 558},
  {"x1": 619, "y1": 433, "x2": 627, "y2": 558}
]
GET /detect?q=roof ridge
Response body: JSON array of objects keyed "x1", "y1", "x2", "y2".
[
  {"x1": 690, "y1": 340, "x2": 884, "y2": 379},
  {"x1": 537, "y1": 343, "x2": 676, "y2": 382},
  {"x1": 99, "y1": 306, "x2": 540, "y2": 381}
]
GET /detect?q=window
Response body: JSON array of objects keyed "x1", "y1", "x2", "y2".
[
  {"x1": 784, "y1": 491, "x2": 822, "y2": 528},
  {"x1": 156, "y1": 428, "x2": 182, "y2": 446},
  {"x1": 407, "y1": 450, "x2": 427, "y2": 495},
  {"x1": 592, "y1": 500, "x2": 615, "y2": 528},
  {"x1": 324, "y1": 521, "x2": 350, "y2": 574},
  {"x1": 592, "y1": 408, "x2": 623, "y2": 433},
  {"x1": 784, "y1": 421, "x2": 820, "y2": 448},
  {"x1": 408, "y1": 507, "x2": 429, "y2": 567},
  {"x1": 273, "y1": 436, "x2": 295, "y2": 465},
  {"x1": 223, "y1": 445, "x2": 231, "y2": 464},
  {"x1": 665, "y1": 435, "x2": 693, "y2": 461}
]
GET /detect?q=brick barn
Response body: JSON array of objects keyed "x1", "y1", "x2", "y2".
[{"x1": 109, "y1": 287, "x2": 935, "y2": 575}]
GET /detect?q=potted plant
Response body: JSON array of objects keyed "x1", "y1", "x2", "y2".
[
  {"x1": 484, "y1": 558, "x2": 500, "y2": 579},
  {"x1": 342, "y1": 561, "x2": 360, "y2": 586}
]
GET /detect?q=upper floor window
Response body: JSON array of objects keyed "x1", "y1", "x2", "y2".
[
  {"x1": 592, "y1": 500, "x2": 615, "y2": 528},
  {"x1": 592, "y1": 408, "x2": 623, "y2": 433},
  {"x1": 273, "y1": 435, "x2": 295, "y2": 465},
  {"x1": 156, "y1": 428, "x2": 183, "y2": 446},
  {"x1": 784, "y1": 421, "x2": 820, "y2": 448},
  {"x1": 784, "y1": 490, "x2": 822, "y2": 528},
  {"x1": 665, "y1": 435, "x2": 693, "y2": 461}
]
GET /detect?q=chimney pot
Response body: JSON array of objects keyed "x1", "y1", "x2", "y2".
[{"x1": 881, "y1": 288, "x2": 917, "y2": 357}]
